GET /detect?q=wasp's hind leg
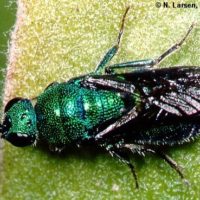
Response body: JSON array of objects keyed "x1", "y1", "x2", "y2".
[
  {"x1": 120, "y1": 144, "x2": 188, "y2": 185},
  {"x1": 95, "y1": 7, "x2": 130, "y2": 74},
  {"x1": 145, "y1": 148, "x2": 188, "y2": 184},
  {"x1": 153, "y1": 23, "x2": 194, "y2": 66},
  {"x1": 105, "y1": 59, "x2": 155, "y2": 74},
  {"x1": 156, "y1": 151, "x2": 189, "y2": 184}
]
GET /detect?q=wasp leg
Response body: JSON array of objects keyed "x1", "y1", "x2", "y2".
[
  {"x1": 121, "y1": 144, "x2": 188, "y2": 184},
  {"x1": 113, "y1": 151, "x2": 139, "y2": 189},
  {"x1": 95, "y1": 7, "x2": 130, "y2": 74},
  {"x1": 104, "y1": 145, "x2": 139, "y2": 188},
  {"x1": 154, "y1": 23, "x2": 194, "y2": 66},
  {"x1": 105, "y1": 24, "x2": 194, "y2": 74},
  {"x1": 147, "y1": 149, "x2": 189, "y2": 184},
  {"x1": 127, "y1": 162, "x2": 139, "y2": 189},
  {"x1": 105, "y1": 59, "x2": 155, "y2": 74},
  {"x1": 156, "y1": 151, "x2": 187, "y2": 181},
  {"x1": 95, "y1": 107, "x2": 137, "y2": 139}
]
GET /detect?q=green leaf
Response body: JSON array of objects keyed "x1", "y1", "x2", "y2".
[{"x1": 1, "y1": 1, "x2": 200, "y2": 199}]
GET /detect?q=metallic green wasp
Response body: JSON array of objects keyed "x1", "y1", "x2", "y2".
[{"x1": 1, "y1": 7, "x2": 199, "y2": 188}]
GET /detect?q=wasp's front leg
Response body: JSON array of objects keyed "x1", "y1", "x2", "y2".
[{"x1": 94, "y1": 7, "x2": 130, "y2": 74}]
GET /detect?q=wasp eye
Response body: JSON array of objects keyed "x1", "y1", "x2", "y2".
[
  {"x1": 1, "y1": 116, "x2": 12, "y2": 139},
  {"x1": 4, "y1": 132, "x2": 36, "y2": 147},
  {"x1": 4, "y1": 98, "x2": 23, "y2": 112},
  {"x1": 3, "y1": 116, "x2": 12, "y2": 132}
]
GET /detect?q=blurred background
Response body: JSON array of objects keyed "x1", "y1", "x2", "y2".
[
  {"x1": 0, "y1": 1, "x2": 200, "y2": 199},
  {"x1": 0, "y1": 1, "x2": 16, "y2": 110}
]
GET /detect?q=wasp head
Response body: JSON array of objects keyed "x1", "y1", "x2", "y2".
[{"x1": 0, "y1": 98, "x2": 37, "y2": 147}]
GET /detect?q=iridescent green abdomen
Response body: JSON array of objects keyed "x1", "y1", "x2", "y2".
[{"x1": 35, "y1": 81, "x2": 131, "y2": 146}]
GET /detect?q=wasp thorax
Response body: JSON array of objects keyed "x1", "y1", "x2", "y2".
[{"x1": 1, "y1": 98, "x2": 37, "y2": 147}]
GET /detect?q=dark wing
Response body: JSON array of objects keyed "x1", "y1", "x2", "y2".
[
  {"x1": 121, "y1": 66, "x2": 200, "y2": 116},
  {"x1": 123, "y1": 66, "x2": 200, "y2": 146},
  {"x1": 86, "y1": 66, "x2": 200, "y2": 116},
  {"x1": 84, "y1": 66, "x2": 200, "y2": 146}
]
